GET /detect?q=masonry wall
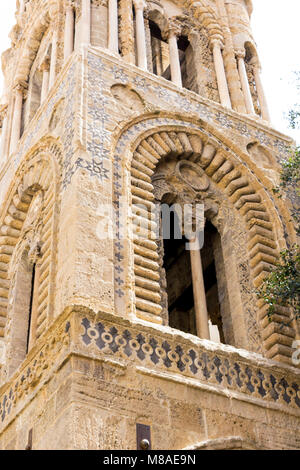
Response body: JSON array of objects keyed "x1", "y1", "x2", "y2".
[
  {"x1": 0, "y1": 308, "x2": 299, "y2": 450},
  {"x1": 0, "y1": 20, "x2": 299, "y2": 448}
]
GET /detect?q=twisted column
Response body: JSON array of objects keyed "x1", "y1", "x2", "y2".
[
  {"x1": 64, "y1": 1, "x2": 75, "y2": 61},
  {"x1": 10, "y1": 83, "x2": 26, "y2": 154},
  {"x1": 119, "y1": 0, "x2": 135, "y2": 63},
  {"x1": 236, "y1": 49, "x2": 255, "y2": 115},
  {"x1": 108, "y1": 0, "x2": 119, "y2": 54},
  {"x1": 211, "y1": 39, "x2": 231, "y2": 109},
  {"x1": 253, "y1": 63, "x2": 271, "y2": 122},
  {"x1": 215, "y1": 0, "x2": 246, "y2": 113},
  {"x1": 133, "y1": 0, "x2": 147, "y2": 70}
]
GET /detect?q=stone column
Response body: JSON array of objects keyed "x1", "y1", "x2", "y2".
[
  {"x1": 0, "y1": 105, "x2": 8, "y2": 159},
  {"x1": 133, "y1": 0, "x2": 147, "y2": 70},
  {"x1": 108, "y1": 0, "x2": 119, "y2": 54},
  {"x1": 215, "y1": 0, "x2": 246, "y2": 113},
  {"x1": 211, "y1": 39, "x2": 232, "y2": 109},
  {"x1": 166, "y1": 25, "x2": 182, "y2": 87},
  {"x1": 19, "y1": 0, "x2": 25, "y2": 15},
  {"x1": 190, "y1": 236, "x2": 210, "y2": 340},
  {"x1": 10, "y1": 83, "x2": 26, "y2": 154},
  {"x1": 64, "y1": 1, "x2": 75, "y2": 61},
  {"x1": 236, "y1": 50, "x2": 255, "y2": 115},
  {"x1": 49, "y1": 29, "x2": 58, "y2": 89},
  {"x1": 81, "y1": 0, "x2": 91, "y2": 45},
  {"x1": 253, "y1": 63, "x2": 271, "y2": 122},
  {"x1": 40, "y1": 59, "x2": 50, "y2": 103}
]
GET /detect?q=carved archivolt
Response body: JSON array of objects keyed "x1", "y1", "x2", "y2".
[
  {"x1": 125, "y1": 123, "x2": 295, "y2": 363},
  {"x1": 0, "y1": 139, "x2": 61, "y2": 345},
  {"x1": 184, "y1": 0, "x2": 224, "y2": 46},
  {"x1": 14, "y1": 1, "x2": 55, "y2": 84}
]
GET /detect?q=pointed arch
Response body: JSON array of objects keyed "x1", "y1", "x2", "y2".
[
  {"x1": 184, "y1": 0, "x2": 224, "y2": 45},
  {"x1": 0, "y1": 138, "x2": 62, "y2": 355},
  {"x1": 112, "y1": 116, "x2": 296, "y2": 364}
]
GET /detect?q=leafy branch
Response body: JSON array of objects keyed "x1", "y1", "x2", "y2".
[{"x1": 258, "y1": 81, "x2": 300, "y2": 323}]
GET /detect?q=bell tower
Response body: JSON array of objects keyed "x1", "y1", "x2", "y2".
[{"x1": 0, "y1": 0, "x2": 299, "y2": 450}]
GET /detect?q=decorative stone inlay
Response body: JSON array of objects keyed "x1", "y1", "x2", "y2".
[
  {"x1": 86, "y1": 51, "x2": 292, "y2": 159},
  {"x1": 0, "y1": 309, "x2": 299, "y2": 429},
  {"x1": 76, "y1": 52, "x2": 294, "y2": 360},
  {"x1": 80, "y1": 316, "x2": 300, "y2": 410}
]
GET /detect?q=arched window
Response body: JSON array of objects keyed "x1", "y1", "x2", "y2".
[
  {"x1": 244, "y1": 42, "x2": 259, "y2": 115},
  {"x1": 22, "y1": 44, "x2": 51, "y2": 134},
  {"x1": 149, "y1": 20, "x2": 170, "y2": 79},
  {"x1": 7, "y1": 249, "x2": 40, "y2": 376},
  {"x1": 27, "y1": 68, "x2": 43, "y2": 124},
  {"x1": 146, "y1": 21, "x2": 198, "y2": 93}
]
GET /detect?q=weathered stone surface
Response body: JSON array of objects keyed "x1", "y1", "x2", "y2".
[{"x1": 0, "y1": 0, "x2": 298, "y2": 451}]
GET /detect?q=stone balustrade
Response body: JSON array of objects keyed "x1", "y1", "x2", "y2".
[{"x1": 0, "y1": 306, "x2": 299, "y2": 430}]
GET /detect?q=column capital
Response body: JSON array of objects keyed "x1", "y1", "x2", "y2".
[
  {"x1": 65, "y1": 0, "x2": 76, "y2": 10},
  {"x1": 209, "y1": 37, "x2": 224, "y2": 52},
  {"x1": 13, "y1": 81, "x2": 28, "y2": 97},
  {"x1": 49, "y1": 1, "x2": 59, "y2": 20},
  {"x1": 162, "y1": 20, "x2": 182, "y2": 41},
  {"x1": 133, "y1": 0, "x2": 147, "y2": 11},
  {"x1": 235, "y1": 48, "x2": 246, "y2": 60},
  {"x1": 39, "y1": 57, "x2": 51, "y2": 73}
]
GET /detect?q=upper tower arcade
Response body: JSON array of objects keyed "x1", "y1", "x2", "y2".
[{"x1": 0, "y1": 0, "x2": 270, "y2": 164}]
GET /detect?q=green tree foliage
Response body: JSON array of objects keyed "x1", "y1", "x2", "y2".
[
  {"x1": 258, "y1": 247, "x2": 300, "y2": 324},
  {"x1": 258, "y1": 82, "x2": 300, "y2": 323},
  {"x1": 273, "y1": 147, "x2": 300, "y2": 235}
]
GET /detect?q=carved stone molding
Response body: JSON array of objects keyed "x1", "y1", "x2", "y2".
[
  {"x1": 110, "y1": 115, "x2": 294, "y2": 362},
  {"x1": 175, "y1": 160, "x2": 210, "y2": 192},
  {"x1": 0, "y1": 308, "x2": 299, "y2": 431},
  {"x1": 0, "y1": 139, "x2": 62, "y2": 346}
]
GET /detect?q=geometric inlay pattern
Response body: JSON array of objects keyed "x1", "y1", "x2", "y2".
[{"x1": 81, "y1": 318, "x2": 300, "y2": 410}]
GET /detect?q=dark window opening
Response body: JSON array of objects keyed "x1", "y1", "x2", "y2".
[
  {"x1": 201, "y1": 221, "x2": 225, "y2": 343},
  {"x1": 149, "y1": 20, "x2": 171, "y2": 80},
  {"x1": 163, "y1": 209, "x2": 196, "y2": 335},
  {"x1": 178, "y1": 35, "x2": 198, "y2": 93},
  {"x1": 26, "y1": 263, "x2": 36, "y2": 354},
  {"x1": 162, "y1": 211, "x2": 225, "y2": 342}
]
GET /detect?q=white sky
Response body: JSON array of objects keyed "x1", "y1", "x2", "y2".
[{"x1": 0, "y1": 0, "x2": 299, "y2": 143}]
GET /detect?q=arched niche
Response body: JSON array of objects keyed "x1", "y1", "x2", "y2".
[
  {"x1": 0, "y1": 139, "x2": 62, "y2": 382},
  {"x1": 112, "y1": 117, "x2": 296, "y2": 364},
  {"x1": 247, "y1": 141, "x2": 281, "y2": 185}
]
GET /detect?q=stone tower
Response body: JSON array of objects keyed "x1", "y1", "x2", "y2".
[{"x1": 0, "y1": 0, "x2": 298, "y2": 450}]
